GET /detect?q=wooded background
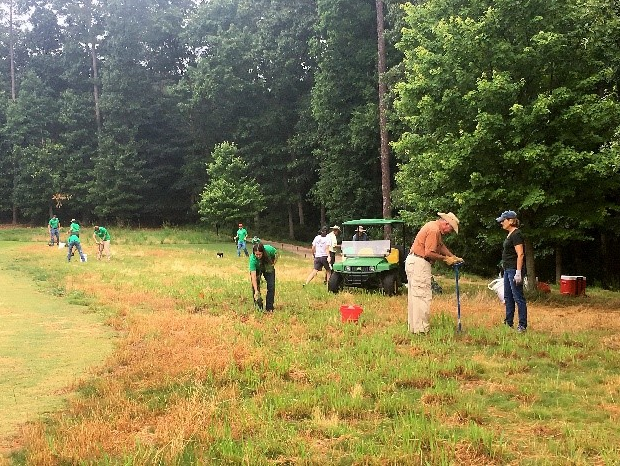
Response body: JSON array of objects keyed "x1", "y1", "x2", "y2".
[{"x1": 1, "y1": 0, "x2": 619, "y2": 286}]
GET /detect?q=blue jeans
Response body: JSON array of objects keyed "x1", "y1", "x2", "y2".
[
  {"x1": 252, "y1": 270, "x2": 276, "y2": 311},
  {"x1": 237, "y1": 241, "x2": 249, "y2": 257},
  {"x1": 67, "y1": 241, "x2": 86, "y2": 262},
  {"x1": 504, "y1": 269, "x2": 527, "y2": 328},
  {"x1": 50, "y1": 228, "x2": 59, "y2": 245}
]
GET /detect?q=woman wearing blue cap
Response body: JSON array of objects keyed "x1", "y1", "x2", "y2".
[{"x1": 496, "y1": 210, "x2": 528, "y2": 332}]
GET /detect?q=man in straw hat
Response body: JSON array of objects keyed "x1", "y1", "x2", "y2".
[
  {"x1": 327, "y1": 225, "x2": 341, "y2": 268},
  {"x1": 405, "y1": 212, "x2": 464, "y2": 334},
  {"x1": 352, "y1": 225, "x2": 368, "y2": 241}
]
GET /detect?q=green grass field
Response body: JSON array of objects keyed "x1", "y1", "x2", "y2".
[
  {"x1": 0, "y1": 246, "x2": 115, "y2": 443},
  {"x1": 1, "y1": 227, "x2": 619, "y2": 465}
]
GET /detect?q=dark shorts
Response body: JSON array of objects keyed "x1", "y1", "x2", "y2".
[{"x1": 313, "y1": 256, "x2": 330, "y2": 271}]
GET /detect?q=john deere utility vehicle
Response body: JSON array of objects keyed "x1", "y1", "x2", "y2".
[{"x1": 328, "y1": 218, "x2": 407, "y2": 296}]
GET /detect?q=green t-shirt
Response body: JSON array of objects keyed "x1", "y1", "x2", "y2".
[
  {"x1": 70, "y1": 222, "x2": 80, "y2": 233},
  {"x1": 237, "y1": 228, "x2": 248, "y2": 242},
  {"x1": 68, "y1": 233, "x2": 81, "y2": 244},
  {"x1": 95, "y1": 227, "x2": 111, "y2": 241},
  {"x1": 49, "y1": 218, "x2": 59, "y2": 229},
  {"x1": 249, "y1": 244, "x2": 277, "y2": 273}
]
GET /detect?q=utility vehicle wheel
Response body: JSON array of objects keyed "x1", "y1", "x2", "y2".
[
  {"x1": 328, "y1": 272, "x2": 343, "y2": 293},
  {"x1": 382, "y1": 272, "x2": 398, "y2": 296}
]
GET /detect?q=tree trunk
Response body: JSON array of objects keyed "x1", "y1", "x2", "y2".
[
  {"x1": 91, "y1": 39, "x2": 102, "y2": 132},
  {"x1": 9, "y1": 0, "x2": 16, "y2": 100},
  {"x1": 10, "y1": 0, "x2": 18, "y2": 224},
  {"x1": 524, "y1": 237, "x2": 537, "y2": 291},
  {"x1": 600, "y1": 233, "x2": 610, "y2": 288},
  {"x1": 288, "y1": 205, "x2": 295, "y2": 240},
  {"x1": 555, "y1": 246, "x2": 562, "y2": 284},
  {"x1": 376, "y1": 0, "x2": 391, "y2": 221},
  {"x1": 85, "y1": 0, "x2": 102, "y2": 133},
  {"x1": 297, "y1": 197, "x2": 305, "y2": 225},
  {"x1": 320, "y1": 205, "x2": 326, "y2": 227}
]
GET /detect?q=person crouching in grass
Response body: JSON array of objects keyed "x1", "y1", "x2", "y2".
[
  {"x1": 249, "y1": 238, "x2": 278, "y2": 312},
  {"x1": 67, "y1": 232, "x2": 86, "y2": 262},
  {"x1": 93, "y1": 225, "x2": 112, "y2": 261}
]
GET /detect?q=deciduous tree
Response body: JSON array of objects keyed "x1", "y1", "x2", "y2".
[{"x1": 394, "y1": 0, "x2": 620, "y2": 282}]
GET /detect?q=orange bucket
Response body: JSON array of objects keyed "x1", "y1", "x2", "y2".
[{"x1": 340, "y1": 304, "x2": 363, "y2": 323}]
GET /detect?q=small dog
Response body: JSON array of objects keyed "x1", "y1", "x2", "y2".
[{"x1": 216, "y1": 252, "x2": 224, "y2": 258}]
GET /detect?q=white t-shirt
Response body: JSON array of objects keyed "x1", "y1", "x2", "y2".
[
  {"x1": 312, "y1": 235, "x2": 331, "y2": 258},
  {"x1": 327, "y1": 232, "x2": 339, "y2": 253}
]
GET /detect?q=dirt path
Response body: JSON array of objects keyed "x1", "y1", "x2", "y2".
[
  {"x1": 264, "y1": 240, "x2": 313, "y2": 258},
  {"x1": 0, "y1": 248, "x2": 115, "y2": 456}
]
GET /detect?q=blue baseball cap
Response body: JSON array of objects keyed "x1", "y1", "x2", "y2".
[{"x1": 496, "y1": 210, "x2": 518, "y2": 222}]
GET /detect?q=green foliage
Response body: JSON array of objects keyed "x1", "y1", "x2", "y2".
[
  {"x1": 1, "y1": 0, "x2": 620, "y2": 282},
  {"x1": 179, "y1": 0, "x2": 318, "y2": 228},
  {"x1": 2, "y1": 71, "x2": 65, "y2": 222},
  {"x1": 393, "y1": 0, "x2": 620, "y2": 256},
  {"x1": 310, "y1": 0, "x2": 384, "y2": 220},
  {"x1": 198, "y1": 142, "x2": 266, "y2": 225}
]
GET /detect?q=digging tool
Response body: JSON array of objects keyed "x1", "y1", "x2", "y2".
[
  {"x1": 453, "y1": 262, "x2": 464, "y2": 332},
  {"x1": 255, "y1": 295, "x2": 264, "y2": 311}
]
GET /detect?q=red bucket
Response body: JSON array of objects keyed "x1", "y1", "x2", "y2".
[{"x1": 340, "y1": 304, "x2": 363, "y2": 323}]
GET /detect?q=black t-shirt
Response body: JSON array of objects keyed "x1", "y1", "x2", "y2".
[{"x1": 502, "y1": 229, "x2": 524, "y2": 270}]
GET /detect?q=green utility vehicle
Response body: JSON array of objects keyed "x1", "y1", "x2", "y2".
[{"x1": 328, "y1": 219, "x2": 408, "y2": 296}]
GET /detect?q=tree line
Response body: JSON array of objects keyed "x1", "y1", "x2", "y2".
[{"x1": 1, "y1": 0, "x2": 619, "y2": 286}]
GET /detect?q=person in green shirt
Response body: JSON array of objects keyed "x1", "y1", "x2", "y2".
[
  {"x1": 48, "y1": 214, "x2": 61, "y2": 246},
  {"x1": 93, "y1": 225, "x2": 112, "y2": 261},
  {"x1": 67, "y1": 233, "x2": 86, "y2": 262},
  {"x1": 249, "y1": 238, "x2": 278, "y2": 312},
  {"x1": 234, "y1": 223, "x2": 249, "y2": 257},
  {"x1": 69, "y1": 219, "x2": 80, "y2": 237}
]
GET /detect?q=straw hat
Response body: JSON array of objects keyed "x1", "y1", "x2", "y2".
[
  {"x1": 437, "y1": 212, "x2": 460, "y2": 234},
  {"x1": 330, "y1": 225, "x2": 341, "y2": 231}
]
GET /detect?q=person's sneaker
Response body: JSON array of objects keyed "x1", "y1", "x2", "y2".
[{"x1": 517, "y1": 326, "x2": 527, "y2": 333}]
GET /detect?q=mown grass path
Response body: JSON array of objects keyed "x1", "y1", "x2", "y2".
[{"x1": 0, "y1": 243, "x2": 115, "y2": 455}]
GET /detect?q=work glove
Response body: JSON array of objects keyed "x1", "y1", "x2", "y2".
[
  {"x1": 514, "y1": 270, "x2": 522, "y2": 285},
  {"x1": 444, "y1": 256, "x2": 464, "y2": 266}
]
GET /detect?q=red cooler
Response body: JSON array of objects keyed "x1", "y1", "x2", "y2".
[{"x1": 560, "y1": 275, "x2": 587, "y2": 296}]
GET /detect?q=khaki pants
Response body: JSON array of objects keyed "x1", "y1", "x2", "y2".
[
  {"x1": 100, "y1": 240, "x2": 111, "y2": 260},
  {"x1": 405, "y1": 254, "x2": 432, "y2": 333}
]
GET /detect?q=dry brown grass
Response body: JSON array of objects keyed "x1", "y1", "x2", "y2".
[{"x1": 17, "y1": 309, "x2": 266, "y2": 463}]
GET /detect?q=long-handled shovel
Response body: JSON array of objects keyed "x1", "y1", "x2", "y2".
[{"x1": 453, "y1": 262, "x2": 464, "y2": 333}]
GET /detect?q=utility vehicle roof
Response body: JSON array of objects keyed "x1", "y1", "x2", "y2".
[{"x1": 342, "y1": 218, "x2": 405, "y2": 226}]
